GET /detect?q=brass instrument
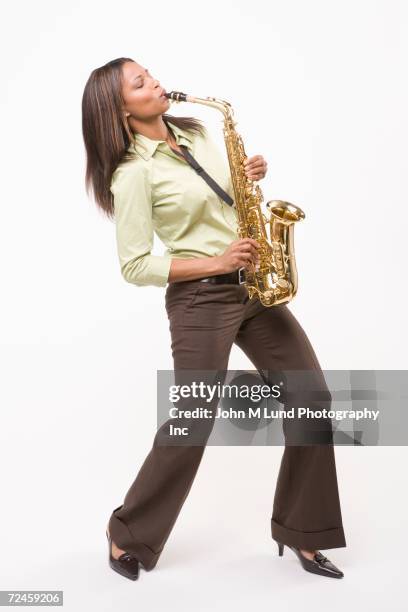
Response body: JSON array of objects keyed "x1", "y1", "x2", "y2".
[{"x1": 165, "y1": 91, "x2": 305, "y2": 307}]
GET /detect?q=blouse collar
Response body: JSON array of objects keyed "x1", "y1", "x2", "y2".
[{"x1": 128, "y1": 121, "x2": 194, "y2": 161}]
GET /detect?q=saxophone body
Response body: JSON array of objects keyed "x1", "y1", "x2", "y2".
[{"x1": 165, "y1": 91, "x2": 305, "y2": 307}]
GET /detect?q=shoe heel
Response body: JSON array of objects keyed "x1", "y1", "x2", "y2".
[{"x1": 278, "y1": 542, "x2": 284, "y2": 556}]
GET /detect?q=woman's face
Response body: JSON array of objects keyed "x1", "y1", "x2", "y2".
[{"x1": 121, "y1": 61, "x2": 170, "y2": 120}]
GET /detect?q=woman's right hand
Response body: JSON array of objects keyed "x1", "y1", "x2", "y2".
[{"x1": 215, "y1": 238, "x2": 260, "y2": 274}]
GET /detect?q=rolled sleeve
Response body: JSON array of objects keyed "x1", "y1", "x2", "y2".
[{"x1": 111, "y1": 161, "x2": 172, "y2": 288}]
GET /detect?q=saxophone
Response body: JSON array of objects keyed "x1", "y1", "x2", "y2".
[{"x1": 165, "y1": 91, "x2": 305, "y2": 307}]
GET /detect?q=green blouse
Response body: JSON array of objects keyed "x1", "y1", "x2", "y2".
[{"x1": 110, "y1": 121, "x2": 239, "y2": 287}]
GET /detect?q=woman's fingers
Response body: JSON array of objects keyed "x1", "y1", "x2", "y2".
[
  {"x1": 239, "y1": 239, "x2": 260, "y2": 258},
  {"x1": 229, "y1": 238, "x2": 260, "y2": 267},
  {"x1": 243, "y1": 155, "x2": 268, "y2": 180},
  {"x1": 238, "y1": 243, "x2": 258, "y2": 257},
  {"x1": 239, "y1": 237, "x2": 260, "y2": 248},
  {"x1": 237, "y1": 246, "x2": 260, "y2": 267},
  {"x1": 244, "y1": 155, "x2": 264, "y2": 169}
]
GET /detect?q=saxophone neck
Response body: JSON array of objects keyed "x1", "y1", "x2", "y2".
[{"x1": 166, "y1": 91, "x2": 235, "y2": 121}]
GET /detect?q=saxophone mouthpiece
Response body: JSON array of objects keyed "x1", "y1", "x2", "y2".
[{"x1": 165, "y1": 91, "x2": 188, "y2": 102}]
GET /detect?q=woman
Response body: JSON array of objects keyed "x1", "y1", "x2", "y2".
[{"x1": 82, "y1": 57, "x2": 346, "y2": 581}]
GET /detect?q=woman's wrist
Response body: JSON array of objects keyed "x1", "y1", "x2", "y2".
[
  {"x1": 167, "y1": 255, "x2": 224, "y2": 283},
  {"x1": 207, "y1": 255, "x2": 224, "y2": 275}
]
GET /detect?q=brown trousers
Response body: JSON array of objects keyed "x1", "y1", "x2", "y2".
[{"x1": 108, "y1": 280, "x2": 346, "y2": 570}]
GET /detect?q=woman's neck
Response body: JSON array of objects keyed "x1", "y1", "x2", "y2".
[{"x1": 128, "y1": 115, "x2": 169, "y2": 142}]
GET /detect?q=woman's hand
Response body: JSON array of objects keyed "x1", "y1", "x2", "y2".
[
  {"x1": 243, "y1": 155, "x2": 268, "y2": 180},
  {"x1": 215, "y1": 238, "x2": 260, "y2": 274}
]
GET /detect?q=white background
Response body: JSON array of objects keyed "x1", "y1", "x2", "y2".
[{"x1": 0, "y1": 0, "x2": 407, "y2": 610}]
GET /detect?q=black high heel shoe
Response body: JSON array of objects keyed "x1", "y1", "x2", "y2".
[
  {"x1": 277, "y1": 541, "x2": 344, "y2": 578},
  {"x1": 106, "y1": 530, "x2": 140, "y2": 580}
]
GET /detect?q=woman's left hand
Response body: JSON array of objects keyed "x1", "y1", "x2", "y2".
[{"x1": 243, "y1": 155, "x2": 268, "y2": 181}]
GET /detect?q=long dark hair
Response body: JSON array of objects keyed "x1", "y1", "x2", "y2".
[{"x1": 82, "y1": 57, "x2": 205, "y2": 219}]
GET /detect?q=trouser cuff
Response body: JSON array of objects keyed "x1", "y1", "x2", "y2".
[
  {"x1": 109, "y1": 507, "x2": 162, "y2": 571},
  {"x1": 271, "y1": 518, "x2": 346, "y2": 550}
]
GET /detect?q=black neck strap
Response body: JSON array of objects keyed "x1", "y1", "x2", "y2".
[{"x1": 170, "y1": 144, "x2": 234, "y2": 207}]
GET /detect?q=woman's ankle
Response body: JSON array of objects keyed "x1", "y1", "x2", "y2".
[
  {"x1": 299, "y1": 548, "x2": 317, "y2": 560},
  {"x1": 111, "y1": 540, "x2": 127, "y2": 560},
  {"x1": 107, "y1": 525, "x2": 127, "y2": 560}
]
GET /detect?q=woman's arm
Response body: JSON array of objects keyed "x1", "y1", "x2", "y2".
[
  {"x1": 111, "y1": 162, "x2": 172, "y2": 287},
  {"x1": 168, "y1": 237, "x2": 260, "y2": 283},
  {"x1": 167, "y1": 255, "x2": 222, "y2": 283}
]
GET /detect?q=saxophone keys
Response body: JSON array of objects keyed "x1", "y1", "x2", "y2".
[{"x1": 276, "y1": 278, "x2": 289, "y2": 290}]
